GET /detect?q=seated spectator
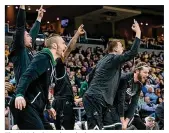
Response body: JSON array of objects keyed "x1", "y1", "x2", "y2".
[
  {"x1": 5, "y1": 62, "x2": 13, "y2": 77},
  {"x1": 138, "y1": 91, "x2": 145, "y2": 110},
  {"x1": 140, "y1": 96, "x2": 157, "y2": 116},
  {"x1": 81, "y1": 67, "x2": 87, "y2": 76},
  {"x1": 79, "y1": 75, "x2": 88, "y2": 98},
  {"x1": 156, "y1": 97, "x2": 163, "y2": 105},
  {"x1": 145, "y1": 87, "x2": 158, "y2": 104},
  {"x1": 69, "y1": 71, "x2": 76, "y2": 86},
  {"x1": 145, "y1": 116, "x2": 159, "y2": 130},
  {"x1": 72, "y1": 85, "x2": 79, "y2": 98},
  {"x1": 5, "y1": 44, "x2": 10, "y2": 57},
  {"x1": 155, "y1": 89, "x2": 161, "y2": 98}
]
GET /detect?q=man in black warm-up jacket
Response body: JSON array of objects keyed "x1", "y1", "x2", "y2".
[
  {"x1": 52, "y1": 25, "x2": 85, "y2": 130},
  {"x1": 9, "y1": 34, "x2": 67, "y2": 129},
  {"x1": 83, "y1": 19, "x2": 141, "y2": 130},
  {"x1": 103, "y1": 62, "x2": 149, "y2": 130}
]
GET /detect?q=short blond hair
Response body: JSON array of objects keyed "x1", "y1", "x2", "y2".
[{"x1": 45, "y1": 33, "x2": 61, "y2": 49}]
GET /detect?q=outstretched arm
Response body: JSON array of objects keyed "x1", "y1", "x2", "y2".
[
  {"x1": 62, "y1": 24, "x2": 85, "y2": 61},
  {"x1": 115, "y1": 19, "x2": 141, "y2": 64},
  {"x1": 11, "y1": 5, "x2": 26, "y2": 51},
  {"x1": 29, "y1": 5, "x2": 45, "y2": 47}
]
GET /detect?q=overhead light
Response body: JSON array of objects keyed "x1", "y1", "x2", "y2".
[
  {"x1": 7, "y1": 5, "x2": 10, "y2": 7},
  {"x1": 162, "y1": 26, "x2": 164, "y2": 28},
  {"x1": 161, "y1": 34, "x2": 163, "y2": 37},
  {"x1": 15, "y1": 6, "x2": 18, "y2": 9},
  {"x1": 47, "y1": 21, "x2": 50, "y2": 24},
  {"x1": 7, "y1": 21, "x2": 10, "y2": 23},
  {"x1": 146, "y1": 23, "x2": 148, "y2": 26},
  {"x1": 28, "y1": 7, "x2": 31, "y2": 10},
  {"x1": 57, "y1": 17, "x2": 59, "y2": 20},
  {"x1": 140, "y1": 22, "x2": 143, "y2": 25}
]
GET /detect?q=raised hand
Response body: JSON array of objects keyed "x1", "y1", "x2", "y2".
[
  {"x1": 37, "y1": 5, "x2": 46, "y2": 20},
  {"x1": 132, "y1": 19, "x2": 141, "y2": 38},
  {"x1": 77, "y1": 24, "x2": 85, "y2": 35}
]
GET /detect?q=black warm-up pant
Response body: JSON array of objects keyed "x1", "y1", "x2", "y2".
[
  {"x1": 83, "y1": 93, "x2": 108, "y2": 130},
  {"x1": 103, "y1": 107, "x2": 122, "y2": 130},
  {"x1": 103, "y1": 109, "x2": 146, "y2": 130},
  {"x1": 52, "y1": 97, "x2": 75, "y2": 130},
  {"x1": 9, "y1": 98, "x2": 53, "y2": 130},
  {"x1": 128, "y1": 115, "x2": 146, "y2": 130}
]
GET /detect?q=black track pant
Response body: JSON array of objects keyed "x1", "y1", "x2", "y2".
[
  {"x1": 103, "y1": 107, "x2": 122, "y2": 130},
  {"x1": 9, "y1": 98, "x2": 53, "y2": 130},
  {"x1": 128, "y1": 115, "x2": 146, "y2": 130},
  {"x1": 83, "y1": 93, "x2": 107, "y2": 130},
  {"x1": 52, "y1": 97, "x2": 75, "y2": 130}
]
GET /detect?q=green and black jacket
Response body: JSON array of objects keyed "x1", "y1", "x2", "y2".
[
  {"x1": 16, "y1": 48, "x2": 56, "y2": 112},
  {"x1": 9, "y1": 8, "x2": 40, "y2": 85}
]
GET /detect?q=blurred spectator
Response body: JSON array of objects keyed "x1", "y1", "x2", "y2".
[
  {"x1": 145, "y1": 87, "x2": 158, "y2": 104},
  {"x1": 138, "y1": 91, "x2": 145, "y2": 110},
  {"x1": 140, "y1": 96, "x2": 157, "y2": 116},
  {"x1": 5, "y1": 44, "x2": 10, "y2": 57},
  {"x1": 145, "y1": 116, "x2": 159, "y2": 130},
  {"x1": 79, "y1": 75, "x2": 89, "y2": 98}
]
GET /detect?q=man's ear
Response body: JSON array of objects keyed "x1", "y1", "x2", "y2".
[
  {"x1": 52, "y1": 43, "x2": 57, "y2": 49},
  {"x1": 114, "y1": 48, "x2": 118, "y2": 52},
  {"x1": 135, "y1": 69, "x2": 139, "y2": 74}
]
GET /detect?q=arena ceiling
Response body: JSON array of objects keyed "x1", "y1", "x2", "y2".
[{"x1": 6, "y1": 5, "x2": 164, "y2": 24}]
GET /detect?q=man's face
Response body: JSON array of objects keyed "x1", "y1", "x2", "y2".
[
  {"x1": 8, "y1": 62, "x2": 13, "y2": 68},
  {"x1": 5, "y1": 89, "x2": 8, "y2": 97},
  {"x1": 84, "y1": 62, "x2": 88, "y2": 67},
  {"x1": 116, "y1": 42, "x2": 124, "y2": 54},
  {"x1": 146, "y1": 119, "x2": 155, "y2": 128},
  {"x1": 82, "y1": 67, "x2": 86, "y2": 72},
  {"x1": 137, "y1": 67, "x2": 149, "y2": 83},
  {"x1": 66, "y1": 67, "x2": 70, "y2": 73},
  {"x1": 5, "y1": 45, "x2": 9, "y2": 50},
  {"x1": 56, "y1": 37, "x2": 67, "y2": 57},
  {"x1": 145, "y1": 97, "x2": 150, "y2": 103},
  {"x1": 72, "y1": 86, "x2": 77, "y2": 93},
  {"x1": 148, "y1": 87, "x2": 153, "y2": 93},
  {"x1": 24, "y1": 31, "x2": 32, "y2": 48}
]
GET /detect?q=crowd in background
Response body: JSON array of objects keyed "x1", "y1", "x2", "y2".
[{"x1": 5, "y1": 39, "x2": 164, "y2": 129}]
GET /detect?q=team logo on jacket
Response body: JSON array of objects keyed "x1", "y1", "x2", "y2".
[{"x1": 126, "y1": 88, "x2": 136, "y2": 96}]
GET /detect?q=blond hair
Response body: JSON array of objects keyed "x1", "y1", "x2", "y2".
[{"x1": 45, "y1": 33, "x2": 61, "y2": 49}]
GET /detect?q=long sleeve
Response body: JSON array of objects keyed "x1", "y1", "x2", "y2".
[
  {"x1": 16, "y1": 54, "x2": 49, "y2": 97},
  {"x1": 141, "y1": 103, "x2": 156, "y2": 112},
  {"x1": 117, "y1": 82, "x2": 126, "y2": 117},
  {"x1": 29, "y1": 20, "x2": 41, "y2": 47},
  {"x1": 12, "y1": 8, "x2": 26, "y2": 51},
  {"x1": 117, "y1": 72, "x2": 134, "y2": 117},
  {"x1": 125, "y1": 90, "x2": 141, "y2": 118},
  {"x1": 114, "y1": 37, "x2": 140, "y2": 64}
]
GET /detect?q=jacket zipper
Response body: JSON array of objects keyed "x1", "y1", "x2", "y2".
[{"x1": 31, "y1": 92, "x2": 41, "y2": 104}]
